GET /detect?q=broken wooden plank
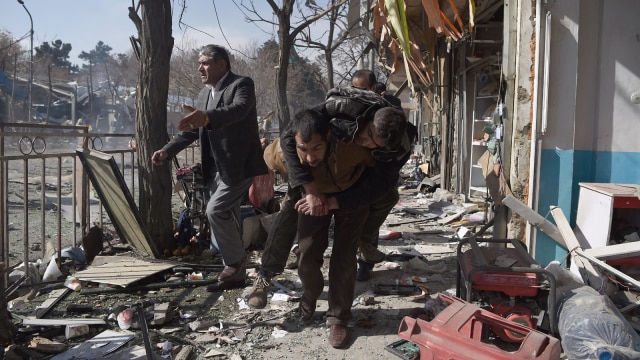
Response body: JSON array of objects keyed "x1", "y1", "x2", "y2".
[
  {"x1": 550, "y1": 207, "x2": 640, "y2": 291},
  {"x1": 502, "y1": 195, "x2": 566, "y2": 248},
  {"x1": 74, "y1": 258, "x2": 175, "y2": 287},
  {"x1": 550, "y1": 206, "x2": 605, "y2": 291},
  {"x1": 22, "y1": 318, "x2": 106, "y2": 326},
  {"x1": 79, "y1": 277, "x2": 220, "y2": 295},
  {"x1": 34, "y1": 287, "x2": 71, "y2": 319},
  {"x1": 174, "y1": 345, "x2": 195, "y2": 360},
  {"x1": 388, "y1": 217, "x2": 436, "y2": 226},
  {"x1": 437, "y1": 209, "x2": 466, "y2": 225},
  {"x1": 583, "y1": 242, "x2": 640, "y2": 260},
  {"x1": 28, "y1": 336, "x2": 67, "y2": 353},
  {"x1": 76, "y1": 149, "x2": 161, "y2": 258}
]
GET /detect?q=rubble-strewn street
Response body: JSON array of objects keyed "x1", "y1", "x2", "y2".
[{"x1": 5, "y1": 174, "x2": 491, "y2": 359}]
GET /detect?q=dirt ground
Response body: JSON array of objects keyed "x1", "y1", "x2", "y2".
[{"x1": 5, "y1": 178, "x2": 480, "y2": 359}]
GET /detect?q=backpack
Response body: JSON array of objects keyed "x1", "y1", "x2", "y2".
[
  {"x1": 175, "y1": 208, "x2": 193, "y2": 246},
  {"x1": 321, "y1": 86, "x2": 393, "y2": 143}
]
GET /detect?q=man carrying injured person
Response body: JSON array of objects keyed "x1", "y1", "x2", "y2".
[
  {"x1": 255, "y1": 108, "x2": 380, "y2": 348},
  {"x1": 249, "y1": 103, "x2": 409, "y2": 348}
]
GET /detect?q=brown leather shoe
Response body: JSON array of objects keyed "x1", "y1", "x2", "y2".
[
  {"x1": 218, "y1": 266, "x2": 240, "y2": 281},
  {"x1": 247, "y1": 274, "x2": 271, "y2": 309},
  {"x1": 206, "y1": 279, "x2": 246, "y2": 292},
  {"x1": 219, "y1": 255, "x2": 247, "y2": 281},
  {"x1": 328, "y1": 324, "x2": 349, "y2": 348},
  {"x1": 298, "y1": 297, "x2": 316, "y2": 324}
]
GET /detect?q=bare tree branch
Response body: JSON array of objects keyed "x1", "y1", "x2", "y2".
[
  {"x1": 290, "y1": 0, "x2": 347, "y2": 40},
  {"x1": 233, "y1": 0, "x2": 278, "y2": 27}
]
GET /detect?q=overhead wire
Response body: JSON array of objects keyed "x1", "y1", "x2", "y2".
[{"x1": 212, "y1": 0, "x2": 263, "y2": 60}]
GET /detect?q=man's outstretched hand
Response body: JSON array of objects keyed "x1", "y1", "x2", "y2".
[{"x1": 177, "y1": 104, "x2": 207, "y2": 132}]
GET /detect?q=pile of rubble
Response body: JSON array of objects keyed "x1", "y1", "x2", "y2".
[{"x1": 1, "y1": 179, "x2": 497, "y2": 359}]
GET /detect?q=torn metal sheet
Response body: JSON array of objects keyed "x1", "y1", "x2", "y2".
[
  {"x1": 50, "y1": 329, "x2": 134, "y2": 360},
  {"x1": 76, "y1": 148, "x2": 160, "y2": 258},
  {"x1": 101, "y1": 345, "x2": 154, "y2": 360},
  {"x1": 74, "y1": 258, "x2": 175, "y2": 287}
]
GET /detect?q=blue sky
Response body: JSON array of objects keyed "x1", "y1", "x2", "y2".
[{"x1": 1, "y1": 0, "x2": 281, "y2": 65}]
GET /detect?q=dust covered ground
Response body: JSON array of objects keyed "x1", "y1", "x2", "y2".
[{"x1": 6, "y1": 179, "x2": 477, "y2": 359}]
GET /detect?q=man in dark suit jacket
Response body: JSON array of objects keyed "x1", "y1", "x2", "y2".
[{"x1": 152, "y1": 44, "x2": 268, "y2": 291}]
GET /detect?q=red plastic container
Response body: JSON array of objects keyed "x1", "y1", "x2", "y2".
[{"x1": 397, "y1": 293, "x2": 561, "y2": 360}]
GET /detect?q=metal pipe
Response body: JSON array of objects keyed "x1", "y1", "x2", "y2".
[
  {"x1": 528, "y1": 0, "x2": 543, "y2": 257},
  {"x1": 17, "y1": 0, "x2": 33, "y2": 123},
  {"x1": 541, "y1": 10, "x2": 552, "y2": 134},
  {"x1": 22, "y1": 159, "x2": 29, "y2": 279},
  {"x1": 40, "y1": 159, "x2": 45, "y2": 258},
  {"x1": 57, "y1": 157, "x2": 62, "y2": 264},
  {"x1": 1, "y1": 124, "x2": 7, "y2": 288},
  {"x1": 529, "y1": 0, "x2": 551, "y2": 256}
]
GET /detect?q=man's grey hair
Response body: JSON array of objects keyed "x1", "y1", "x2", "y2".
[{"x1": 199, "y1": 44, "x2": 231, "y2": 70}]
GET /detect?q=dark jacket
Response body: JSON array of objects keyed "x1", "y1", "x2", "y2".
[
  {"x1": 265, "y1": 137, "x2": 374, "y2": 194},
  {"x1": 163, "y1": 72, "x2": 268, "y2": 185},
  {"x1": 281, "y1": 87, "x2": 415, "y2": 209},
  {"x1": 383, "y1": 93, "x2": 402, "y2": 107}
]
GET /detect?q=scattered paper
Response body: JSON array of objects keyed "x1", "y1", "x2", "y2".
[
  {"x1": 237, "y1": 298, "x2": 249, "y2": 310},
  {"x1": 271, "y1": 328, "x2": 288, "y2": 338},
  {"x1": 271, "y1": 292, "x2": 290, "y2": 302}
]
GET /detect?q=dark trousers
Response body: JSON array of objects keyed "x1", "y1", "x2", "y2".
[
  {"x1": 259, "y1": 187, "x2": 301, "y2": 276},
  {"x1": 358, "y1": 188, "x2": 399, "y2": 262},
  {"x1": 297, "y1": 205, "x2": 368, "y2": 325},
  {"x1": 260, "y1": 187, "x2": 398, "y2": 274}
]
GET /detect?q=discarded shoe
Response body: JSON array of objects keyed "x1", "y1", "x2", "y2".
[
  {"x1": 206, "y1": 279, "x2": 246, "y2": 292},
  {"x1": 247, "y1": 274, "x2": 271, "y2": 309},
  {"x1": 356, "y1": 259, "x2": 375, "y2": 282},
  {"x1": 328, "y1": 324, "x2": 349, "y2": 348}
]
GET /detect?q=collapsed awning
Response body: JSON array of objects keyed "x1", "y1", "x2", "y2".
[{"x1": 372, "y1": 0, "x2": 502, "y2": 92}]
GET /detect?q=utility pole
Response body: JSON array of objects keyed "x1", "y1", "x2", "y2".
[{"x1": 18, "y1": 0, "x2": 33, "y2": 122}]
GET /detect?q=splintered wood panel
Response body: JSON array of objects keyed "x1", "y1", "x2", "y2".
[
  {"x1": 76, "y1": 148, "x2": 161, "y2": 258},
  {"x1": 74, "y1": 258, "x2": 175, "y2": 287}
]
